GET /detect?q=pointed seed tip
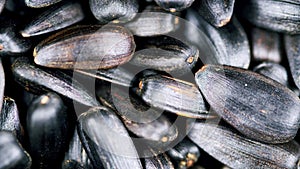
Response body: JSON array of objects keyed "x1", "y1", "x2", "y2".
[
  {"x1": 20, "y1": 31, "x2": 31, "y2": 38},
  {"x1": 217, "y1": 18, "x2": 231, "y2": 27}
]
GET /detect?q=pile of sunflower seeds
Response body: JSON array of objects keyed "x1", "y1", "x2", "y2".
[{"x1": 0, "y1": 0, "x2": 300, "y2": 169}]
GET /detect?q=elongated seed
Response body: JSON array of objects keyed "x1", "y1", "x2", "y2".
[
  {"x1": 33, "y1": 24, "x2": 135, "y2": 69},
  {"x1": 195, "y1": 64, "x2": 300, "y2": 143}
]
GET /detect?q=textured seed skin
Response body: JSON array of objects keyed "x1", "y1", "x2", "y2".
[
  {"x1": 12, "y1": 57, "x2": 99, "y2": 107},
  {"x1": 137, "y1": 74, "x2": 210, "y2": 119},
  {"x1": 62, "y1": 128, "x2": 92, "y2": 169},
  {"x1": 78, "y1": 107, "x2": 143, "y2": 169},
  {"x1": 132, "y1": 36, "x2": 199, "y2": 76},
  {"x1": 25, "y1": 0, "x2": 61, "y2": 8},
  {"x1": 26, "y1": 93, "x2": 69, "y2": 169},
  {"x1": 285, "y1": 35, "x2": 300, "y2": 90},
  {"x1": 0, "y1": 18, "x2": 31, "y2": 55},
  {"x1": 21, "y1": 2, "x2": 84, "y2": 37},
  {"x1": 253, "y1": 62, "x2": 288, "y2": 86},
  {"x1": 125, "y1": 11, "x2": 179, "y2": 37},
  {"x1": 195, "y1": 65, "x2": 300, "y2": 143},
  {"x1": 239, "y1": 0, "x2": 300, "y2": 34},
  {"x1": 251, "y1": 27, "x2": 282, "y2": 63},
  {"x1": 0, "y1": 59, "x2": 4, "y2": 113},
  {"x1": 89, "y1": 0, "x2": 138, "y2": 23},
  {"x1": 0, "y1": 131, "x2": 32, "y2": 169},
  {"x1": 33, "y1": 25, "x2": 135, "y2": 69},
  {"x1": 186, "y1": 9, "x2": 250, "y2": 69},
  {"x1": 145, "y1": 150, "x2": 175, "y2": 169},
  {"x1": 167, "y1": 138, "x2": 200, "y2": 169},
  {"x1": 193, "y1": 0, "x2": 235, "y2": 27},
  {"x1": 0, "y1": 97, "x2": 22, "y2": 140},
  {"x1": 188, "y1": 122, "x2": 300, "y2": 169},
  {"x1": 76, "y1": 67, "x2": 134, "y2": 87},
  {"x1": 154, "y1": 0, "x2": 195, "y2": 12}
]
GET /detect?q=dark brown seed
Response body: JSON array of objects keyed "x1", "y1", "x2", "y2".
[
  {"x1": 20, "y1": 2, "x2": 84, "y2": 37},
  {"x1": 125, "y1": 11, "x2": 179, "y2": 37},
  {"x1": 131, "y1": 36, "x2": 199, "y2": 76},
  {"x1": 27, "y1": 93, "x2": 69, "y2": 169},
  {"x1": 167, "y1": 138, "x2": 200, "y2": 169},
  {"x1": 97, "y1": 85, "x2": 178, "y2": 143},
  {"x1": 12, "y1": 57, "x2": 99, "y2": 107},
  {"x1": 77, "y1": 107, "x2": 143, "y2": 169},
  {"x1": 62, "y1": 128, "x2": 92, "y2": 169},
  {"x1": 98, "y1": 84, "x2": 162, "y2": 123},
  {"x1": 0, "y1": 0, "x2": 5, "y2": 14},
  {"x1": 154, "y1": 0, "x2": 195, "y2": 12},
  {"x1": 145, "y1": 149, "x2": 175, "y2": 169},
  {"x1": 193, "y1": 0, "x2": 235, "y2": 27},
  {"x1": 195, "y1": 64, "x2": 300, "y2": 143},
  {"x1": 25, "y1": 0, "x2": 61, "y2": 8},
  {"x1": 33, "y1": 24, "x2": 135, "y2": 69},
  {"x1": 0, "y1": 131, "x2": 32, "y2": 169},
  {"x1": 239, "y1": 0, "x2": 300, "y2": 34},
  {"x1": 0, "y1": 97, "x2": 22, "y2": 140},
  {"x1": 76, "y1": 67, "x2": 134, "y2": 87},
  {"x1": 251, "y1": 27, "x2": 282, "y2": 63},
  {"x1": 188, "y1": 122, "x2": 300, "y2": 169},
  {"x1": 253, "y1": 62, "x2": 288, "y2": 86},
  {"x1": 0, "y1": 18, "x2": 31, "y2": 55},
  {"x1": 186, "y1": 9, "x2": 250, "y2": 69},
  {"x1": 285, "y1": 34, "x2": 300, "y2": 89},
  {"x1": 89, "y1": 0, "x2": 138, "y2": 24},
  {"x1": 136, "y1": 74, "x2": 212, "y2": 119},
  {"x1": 0, "y1": 59, "x2": 4, "y2": 113}
]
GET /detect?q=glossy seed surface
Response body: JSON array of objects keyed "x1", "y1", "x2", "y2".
[
  {"x1": 34, "y1": 25, "x2": 135, "y2": 69},
  {"x1": 125, "y1": 11, "x2": 179, "y2": 37},
  {"x1": 188, "y1": 122, "x2": 300, "y2": 169},
  {"x1": 0, "y1": 131, "x2": 32, "y2": 169},
  {"x1": 12, "y1": 57, "x2": 99, "y2": 107},
  {"x1": 186, "y1": 9, "x2": 250, "y2": 69},
  {"x1": 253, "y1": 62, "x2": 288, "y2": 86},
  {"x1": 239, "y1": 0, "x2": 300, "y2": 34},
  {"x1": 145, "y1": 150, "x2": 175, "y2": 169},
  {"x1": 195, "y1": 64, "x2": 300, "y2": 143},
  {"x1": 137, "y1": 74, "x2": 210, "y2": 119},
  {"x1": 89, "y1": 0, "x2": 138, "y2": 23},
  {"x1": 132, "y1": 36, "x2": 199, "y2": 76},
  {"x1": 27, "y1": 93, "x2": 68, "y2": 169},
  {"x1": 21, "y1": 2, "x2": 84, "y2": 37},
  {"x1": 78, "y1": 107, "x2": 143, "y2": 169},
  {"x1": 194, "y1": 0, "x2": 235, "y2": 27}
]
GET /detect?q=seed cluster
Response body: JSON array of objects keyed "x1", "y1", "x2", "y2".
[{"x1": 0, "y1": 0, "x2": 300, "y2": 169}]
